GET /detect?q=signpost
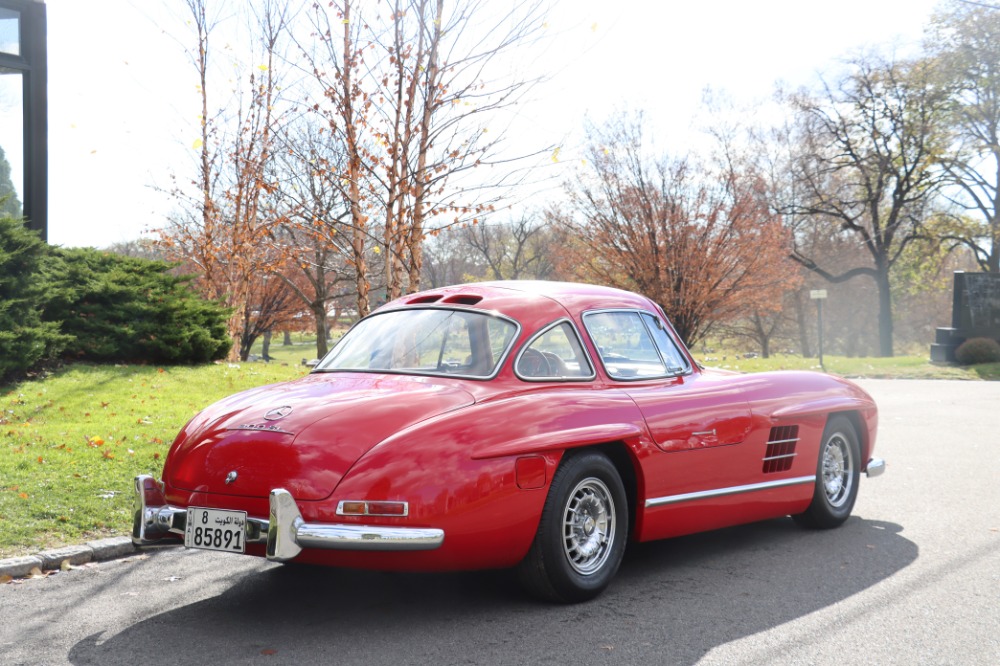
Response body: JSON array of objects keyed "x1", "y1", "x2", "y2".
[{"x1": 810, "y1": 290, "x2": 827, "y2": 370}]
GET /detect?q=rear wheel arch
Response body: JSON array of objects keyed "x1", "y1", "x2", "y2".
[
  {"x1": 561, "y1": 441, "x2": 639, "y2": 540},
  {"x1": 516, "y1": 444, "x2": 634, "y2": 602}
]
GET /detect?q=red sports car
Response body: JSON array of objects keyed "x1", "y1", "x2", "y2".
[{"x1": 133, "y1": 281, "x2": 883, "y2": 602}]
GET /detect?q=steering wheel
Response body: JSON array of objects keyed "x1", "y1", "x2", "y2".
[{"x1": 517, "y1": 348, "x2": 554, "y2": 377}]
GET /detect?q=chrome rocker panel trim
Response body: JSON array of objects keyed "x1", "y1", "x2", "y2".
[
  {"x1": 132, "y1": 475, "x2": 445, "y2": 562},
  {"x1": 644, "y1": 475, "x2": 817, "y2": 508}
]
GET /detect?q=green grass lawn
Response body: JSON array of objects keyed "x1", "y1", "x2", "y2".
[
  {"x1": 0, "y1": 350, "x2": 996, "y2": 559},
  {"x1": 247, "y1": 330, "x2": 344, "y2": 366},
  {"x1": 0, "y1": 362, "x2": 307, "y2": 558},
  {"x1": 692, "y1": 353, "x2": 1000, "y2": 380}
]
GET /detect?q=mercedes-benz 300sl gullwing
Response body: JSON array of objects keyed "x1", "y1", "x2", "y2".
[{"x1": 132, "y1": 281, "x2": 883, "y2": 602}]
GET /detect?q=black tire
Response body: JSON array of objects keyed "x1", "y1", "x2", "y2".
[
  {"x1": 793, "y1": 415, "x2": 861, "y2": 529},
  {"x1": 516, "y1": 451, "x2": 628, "y2": 603}
]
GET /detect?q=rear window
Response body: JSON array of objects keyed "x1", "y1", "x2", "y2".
[{"x1": 316, "y1": 308, "x2": 518, "y2": 378}]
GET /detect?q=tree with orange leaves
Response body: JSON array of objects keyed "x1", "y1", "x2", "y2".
[
  {"x1": 298, "y1": 0, "x2": 549, "y2": 311},
  {"x1": 553, "y1": 113, "x2": 797, "y2": 347},
  {"x1": 157, "y1": 0, "x2": 292, "y2": 361}
]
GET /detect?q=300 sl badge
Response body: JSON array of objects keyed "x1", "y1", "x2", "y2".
[{"x1": 227, "y1": 423, "x2": 293, "y2": 435}]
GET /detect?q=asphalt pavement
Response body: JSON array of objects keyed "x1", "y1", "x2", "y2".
[{"x1": 1, "y1": 379, "x2": 997, "y2": 665}]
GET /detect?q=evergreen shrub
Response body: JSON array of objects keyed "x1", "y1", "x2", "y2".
[{"x1": 954, "y1": 337, "x2": 1000, "y2": 365}]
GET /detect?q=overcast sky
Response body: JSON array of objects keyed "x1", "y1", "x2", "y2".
[{"x1": 33, "y1": 0, "x2": 942, "y2": 248}]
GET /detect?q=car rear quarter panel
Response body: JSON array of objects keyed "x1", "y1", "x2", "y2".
[{"x1": 306, "y1": 386, "x2": 655, "y2": 571}]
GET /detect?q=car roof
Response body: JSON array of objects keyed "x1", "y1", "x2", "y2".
[{"x1": 380, "y1": 281, "x2": 658, "y2": 321}]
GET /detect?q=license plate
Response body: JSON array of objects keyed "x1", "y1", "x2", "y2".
[{"x1": 184, "y1": 507, "x2": 247, "y2": 553}]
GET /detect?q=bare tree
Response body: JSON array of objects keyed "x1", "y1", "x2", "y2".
[
  {"x1": 785, "y1": 53, "x2": 951, "y2": 357},
  {"x1": 298, "y1": 0, "x2": 549, "y2": 310},
  {"x1": 158, "y1": 0, "x2": 294, "y2": 360},
  {"x1": 554, "y1": 112, "x2": 795, "y2": 347},
  {"x1": 928, "y1": 1, "x2": 1000, "y2": 273},
  {"x1": 272, "y1": 121, "x2": 356, "y2": 358},
  {"x1": 460, "y1": 214, "x2": 558, "y2": 280}
]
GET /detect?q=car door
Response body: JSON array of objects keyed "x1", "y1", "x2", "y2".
[{"x1": 584, "y1": 310, "x2": 758, "y2": 540}]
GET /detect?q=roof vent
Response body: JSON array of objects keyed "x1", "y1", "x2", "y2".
[
  {"x1": 406, "y1": 295, "x2": 443, "y2": 304},
  {"x1": 442, "y1": 294, "x2": 483, "y2": 305}
]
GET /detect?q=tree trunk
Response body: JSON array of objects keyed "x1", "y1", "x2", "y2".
[
  {"x1": 312, "y1": 303, "x2": 329, "y2": 359},
  {"x1": 262, "y1": 330, "x2": 272, "y2": 361},
  {"x1": 283, "y1": 330, "x2": 292, "y2": 346},
  {"x1": 793, "y1": 291, "x2": 812, "y2": 358},
  {"x1": 231, "y1": 310, "x2": 246, "y2": 362},
  {"x1": 990, "y1": 209, "x2": 999, "y2": 272},
  {"x1": 876, "y1": 268, "x2": 894, "y2": 357}
]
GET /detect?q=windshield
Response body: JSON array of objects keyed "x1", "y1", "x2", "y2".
[{"x1": 315, "y1": 308, "x2": 519, "y2": 378}]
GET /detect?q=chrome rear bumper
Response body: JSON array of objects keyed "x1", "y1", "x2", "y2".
[
  {"x1": 132, "y1": 475, "x2": 444, "y2": 562},
  {"x1": 865, "y1": 457, "x2": 886, "y2": 478}
]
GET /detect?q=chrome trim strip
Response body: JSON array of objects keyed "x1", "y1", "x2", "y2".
[
  {"x1": 865, "y1": 457, "x2": 886, "y2": 478},
  {"x1": 226, "y1": 424, "x2": 294, "y2": 435},
  {"x1": 644, "y1": 475, "x2": 816, "y2": 508},
  {"x1": 297, "y1": 524, "x2": 444, "y2": 552},
  {"x1": 762, "y1": 453, "x2": 797, "y2": 461},
  {"x1": 767, "y1": 438, "x2": 799, "y2": 445}
]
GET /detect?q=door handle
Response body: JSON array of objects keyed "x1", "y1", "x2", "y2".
[{"x1": 692, "y1": 429, "x2": 716, "y2": 437}]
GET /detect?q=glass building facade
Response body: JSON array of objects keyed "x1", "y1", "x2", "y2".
[{"x1": 0, "y1": 0, "x2": 46, "y2": 240}]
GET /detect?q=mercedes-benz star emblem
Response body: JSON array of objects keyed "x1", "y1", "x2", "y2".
[
  {"x1": 263, "y1": 405, "x2": 293, "y2": 421},
  {"x1": 225, "y1": 470, "x2": 238, "y2": 484}
]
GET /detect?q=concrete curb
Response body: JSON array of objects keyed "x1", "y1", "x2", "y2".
[{"x1": 0, "y1": 536, "x2": 138, "y2": 580}]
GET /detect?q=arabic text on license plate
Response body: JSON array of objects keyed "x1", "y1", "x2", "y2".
[{"x1": 185, "y1": 507, "x2": 247, "y2": 553}]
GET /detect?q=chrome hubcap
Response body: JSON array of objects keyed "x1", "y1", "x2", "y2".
[
  {"x1": 822, "y1": 433, "x2": 853, "y2": 508},
  {"x1": 563, "y1": 477, "x2": 616, "y2": 575}
]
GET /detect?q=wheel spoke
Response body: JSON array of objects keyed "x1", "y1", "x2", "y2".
[
  {"x1": 561, "y1": 477, "x2": 617, "y2": 576},
  {"x1": 821, "y1": 433, "x2": 854, "y2": 508}
]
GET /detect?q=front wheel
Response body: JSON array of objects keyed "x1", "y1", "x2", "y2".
[
  {"x1": 516, "y1": 451, "x2": 628, "y2": 603},
  {"x1": 793, "y1": 415, "x2": 861, "y2": 529}
]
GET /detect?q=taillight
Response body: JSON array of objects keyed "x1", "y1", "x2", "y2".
[{"x1": 336, "y1": 500, "x2": 409, "y2": 517}]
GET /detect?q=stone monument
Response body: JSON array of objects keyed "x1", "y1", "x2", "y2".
[{"x1": 931, "y1": 272, "x2": 1000, "y2": 362}]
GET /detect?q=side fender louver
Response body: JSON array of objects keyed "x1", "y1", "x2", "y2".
[{"x1": 762, "y1": 425, "x2": 799, "y2": 473}]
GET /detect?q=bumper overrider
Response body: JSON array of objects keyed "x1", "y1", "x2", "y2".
[
  {"x1": 866, "y1": 457, "x2": 886, "y2": 477},
  {"x1": 131, "y1": 475, "x2": 445, "y2": 561}
]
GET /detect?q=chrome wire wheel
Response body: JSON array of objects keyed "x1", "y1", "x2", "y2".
[
  {"x1": 562, "y1": 477, "x2": 616, "y2": 576},
  {"x1": 822, "y1": 432, "x2": 854, "y2": 509}
]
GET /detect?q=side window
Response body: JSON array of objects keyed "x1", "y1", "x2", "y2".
[
  {"x1": 516, "y1": 321, "x2": 594, "y2": 380},
  {"x1": 640, "y1": 312, "x2": 690, "y2": 374},
  {"x1": 583, "y1": 311, "x2": 668, "y2": 379}
]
